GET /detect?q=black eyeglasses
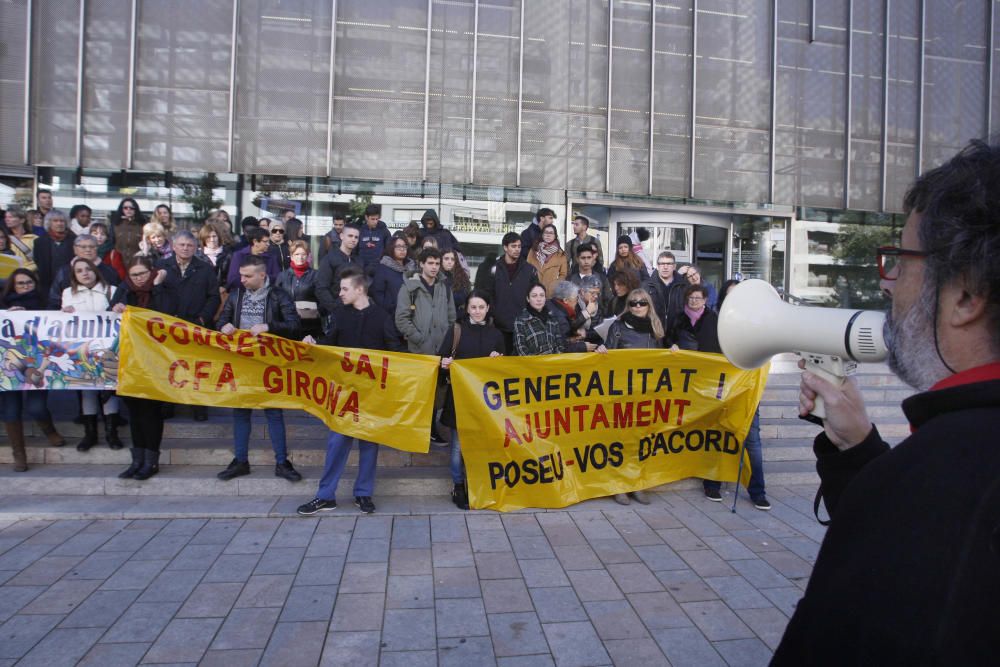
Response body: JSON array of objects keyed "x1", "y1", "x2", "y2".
[
  {"x1": 14, "y1": 280, "x2": 34, "y2": 286},
  {"x1": 271, "y1": 229, "x2": 285, "y2": 235},
  {"x1": 628, "y1": 300, "x2": 649, "y2": 307},
  {"x1": 876, "y1": 246, "x2": 930, "y2": 280}
]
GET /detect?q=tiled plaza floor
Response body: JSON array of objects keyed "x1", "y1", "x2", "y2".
[{"x1": 0, "y1": 484, "x2": 824, "y2": 666}]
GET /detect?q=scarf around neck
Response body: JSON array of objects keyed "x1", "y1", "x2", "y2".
[
  {"x1": 622, "y1": 311, "x2": 654, "y2": 334},
  {"x1": 126, "y1": 276, "x2": 155, "y2": 308},
  {"x1": 292, "y1": 258, "x2": 310, "y2": 278},
  {"x1": 684, "y1": 304, "x2": 705, "y2": 327},
  {"x1": 535, "y1": 241, "x2": 560, "y2": 265}
]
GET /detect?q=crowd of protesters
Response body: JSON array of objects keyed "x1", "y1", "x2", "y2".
[{"x1": 0, "y1": 195, "x2": 768, "y2": 513}]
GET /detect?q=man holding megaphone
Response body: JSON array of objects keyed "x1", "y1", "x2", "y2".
[{"x1": 744, "y1": 141, "x2": 1000, "y2": 664}]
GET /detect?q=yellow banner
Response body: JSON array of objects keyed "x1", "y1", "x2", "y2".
[
  {"x1": 451, "y1": 350, "x2": 768, "y2": 511},
  {"x1": 117, "y1": 307, "x2": 438, "y2": 453}
]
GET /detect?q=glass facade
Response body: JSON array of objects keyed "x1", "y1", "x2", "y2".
[{"x1": 0, "y1": 0, "x2": 993, "y2": 304}]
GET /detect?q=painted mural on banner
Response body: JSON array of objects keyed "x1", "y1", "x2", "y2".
[
  {"x1": 117, "y1": 307, "x2": 438, "y2": 453},
  {"x1": 0, "y1": 311, "x2": 121, "y2": 391},
  {"x1": 450, "y1": 350, "x2": 768, "y2": 512}
]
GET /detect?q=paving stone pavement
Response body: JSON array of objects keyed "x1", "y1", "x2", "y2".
[{"x1": 0, "y1": 484, "x2": 825, "y2": 666}]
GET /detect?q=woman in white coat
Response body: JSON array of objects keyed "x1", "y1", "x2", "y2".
[{"x1": 61, "y1": 257, "x2": 122, "y2": 451}]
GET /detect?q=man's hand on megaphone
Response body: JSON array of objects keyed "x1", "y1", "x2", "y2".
[{"x1": 798, "y1": 359, "x2": 873, "y2": 451}]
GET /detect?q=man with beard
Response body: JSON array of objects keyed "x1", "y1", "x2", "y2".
[{"x1": 772, "y1": 140, "x2": 1000, "y2": 664}]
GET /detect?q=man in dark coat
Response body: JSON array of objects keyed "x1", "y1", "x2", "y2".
[
  {"x1": 520, "y1": 207, "x2": 554, "y2": 254},
  {"x1": 481, "y1": 232, "x2": 539, "y2": 354},
  {"x1": 34, "y1": 210, "x2": 76, "y2": 298},
  {"x1": 357, "y1": 204, "x2": 392, "y2": 273},
  {"x1": 315, "y1": 224, "x2": 361, "y2": 316},
  {"x1": 419, "y1": 209, "x2": 461, "y2": 252},
  {"x1": 773, "y1": 140, "x2": 1000, "y2": 664},
  {"x1": 644, "y1": 250, "x2": 686, "y2": 331}
]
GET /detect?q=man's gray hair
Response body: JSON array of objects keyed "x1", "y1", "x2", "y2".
[
  {"x1": 173, "y1": 230, "x2": 197, "y2": 244},
  {"x1": 552, "y1": 280, "x2": 579, "y2": 302},
  {"x1": 43, "y1": 209, "x2": 67, "y2": 229},
  {"x1": 74, "y1": 233, "x2": 97, "y2": 247}
]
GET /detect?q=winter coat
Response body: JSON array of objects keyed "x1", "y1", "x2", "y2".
[
  {"x1": 481, "y1": 258, "x2": 538, "y2": 334},
  {"x1": 275, "y1": 267, "x2": 318, "y2": 303},
  {"x1": 110, "y1": 282, "x2": 179, "y2": 316},
  {"x1": 61, "y1": 283, "x2": 115, "y2": 312},
  {"x1": 773, "y1": 376, "x2": 1000, "y2": 665},
  {"x1": 419, "y1": 210, "x2": 460, "y2": 251},
  {"x1": 216, "y1": 283, "x2": 302, "y2": 340},
  {"x1": 197, "y1": 246, "x2": 232, "y2": 291},
  {"x1": 605, "y1": 315, "x2": 663, "y2": 349},
  {"x1": 33, "y1": 232, "x2": 77, "y2": 298},
  {"x1": 48, "y1": 262, "x2": 121, "y2": 309},
  {"x1": 567, "y1": 233, "x2": 605, "y2": 271},
  {"x1": 514, "y1": 307, "x2": 567, "y2": 356},
  {"x1": 112, "y1": 217, "x2": 145, "y2": 265},
  {"x1": 157, "y1": 256, "x2": 220, "y2": 326},
  {"x1": 371, "y1": 257, "x2": 408, "y2": 315},
  {"x1": 318, "y1": 302, "x2": 402, "y2": 352},
  {"x1": 666, "y1": 308, "x2": 720, "y2": 353},
  {"x1": 544, "y1": 299, "x2": 588, "y2": 353},
  {"x1": 226, "y1": 246, "x2": 281, "y2": 290},
  {"x1": 315, "y1": 247, "x2": 361, "y2": 315},
  {"x1": 645, "y1": 272, "x2": 687, "y2": 329},
  {"x1": 1, "y1": 289, "x2": 45, "y2": 310},
  {"x1": 527, "y1": 249, "x2": 569, "y2": 297},
  {"x1": 520, "y1": 221, "x2": 542, "y2": 254},
  {"x1": 394, "y1": 277, "x2": 456, "y2": 355},
  {"x1": 437, "y1": 319, "x2": 505, "y2": 428},
  {"x1": 270, "y1": 241, "x2": 291, "y2": 271},
  {"x1": 358, "y1": 221, "x2": 392, "y2": 272}
]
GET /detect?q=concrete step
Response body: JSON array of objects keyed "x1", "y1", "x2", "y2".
[{"x1": 0, "y1": 463, "x2": 819, "y2": 499}]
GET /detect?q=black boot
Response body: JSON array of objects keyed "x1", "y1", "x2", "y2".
[
  {"x1": 104, "y1": 414, "x2": 123, "y2": 450},
  {"x1": 77, "y1": 415, "x2": 98, "y2": 452},
  {"x1": 133, "y1": 449, "x2": 160, "y2": 480},
  {"x1": 451, "y1": 482, "x2": 470, "y2": 510},
  {"x1": 119, "y1": 448, "x2": 143, "y2": 479}
]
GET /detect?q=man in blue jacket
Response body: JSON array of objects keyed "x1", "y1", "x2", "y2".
[{"x1": 358, "y1": 204, "x2": 391, "y2": 274}]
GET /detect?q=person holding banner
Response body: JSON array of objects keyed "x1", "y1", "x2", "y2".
[
  {"x1": 437, "y1": 290, "x2": 505, "y2": 509},
  {"x1": 110, "y1": 256, "x2": 178, "y2": 480},
  {"x1": 216, "y1": 254, "x2": 304, "y2": 484},
  {"x1": 515, "y1": 284, "x2": 607, "y2": 356},
  {"x1": 1, "y1": 268, "x2": 66, "y2": 471},
  {"x1": 62, "y1": 257, "x2": 124, "y2": 452},
  {"x1": 297, "y1": 268, "x2": 401, "y2": 516}
]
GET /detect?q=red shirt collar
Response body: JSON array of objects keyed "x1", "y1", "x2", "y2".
[{"x1": 930, "y1": 362, "x2": 1000, "y2": 392}]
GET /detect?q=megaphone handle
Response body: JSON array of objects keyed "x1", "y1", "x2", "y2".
[{"x1": 800, "y1": 356, "x2": 848, "y2": 421}]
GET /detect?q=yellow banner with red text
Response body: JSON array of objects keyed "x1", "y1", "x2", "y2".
[
  {"x1": 451, "y1": 350, "x2": 767, "y2": 511},
  {"x1": 117, "y1": 307, "x2": 438, "y2": 453}
]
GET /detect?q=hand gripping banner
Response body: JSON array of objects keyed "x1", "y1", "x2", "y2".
[
  {"x1": 451, "y1": 350, "x2": 768, "y2": 511},
  {"x1": 117, "y1": 307, "x2": 438, "y2": 453}
]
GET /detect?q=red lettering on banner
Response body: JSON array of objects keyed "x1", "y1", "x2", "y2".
[
  {"x1": 193, "y1": 361, "x2": 212, "y2": 390},
  {"x1": 275, "y1": 338, "x2": 296, "y2": 361},
  {"x1": 503, "y1": 418, "x2": 522, "y2": 448},
  {"x1": 338, "y1": 391, "x2": 359, "y2": 421},
  {"x1": 589, "y1": 403, "x2": 609, "y2": 430},
  {"x1": 263, "y1": 366, "x2": 281, "y2": 393},
  {"x1": 169, "y1": 321, "x2": 190, "y2": 345},
  {"x1": 292, "y1": 341, "x2": 314, "y2": 362},
  {"x1": 236, "y1": 332, "x2": 254, "y2": 357},
  {"x1": 147, "y1": 317, "x2": 167, "y2": 343},
  {"x1": 168, "y1": 359, "x2": 189, "y2": 387},
  {"x1": 636, "y1": 400, "x2": 651, "y2": 427},
  {"x1": 193, "y1": 327, "x2": 211, "y2": 347},
  {"x1": 217, "y1": 333, "x2": 233, "y2": 353},
  {"x1": 341, "y1": 351, "x2": 355, "y2": 372},
  {"x1": 674, "y1": 399, "x2": 690, "y2": 425},
  {"x1": 380, "y1": 357, "x2": 389, "y2": 388},
  {"x1": 216, "y1": 363, "x2": 237, "y2": 391},
  {"x1": 355, "y1": 354, "x2": 375, "y2": 381}
]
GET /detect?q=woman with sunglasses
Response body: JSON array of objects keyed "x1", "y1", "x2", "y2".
[
  {"x1": 0, "y1": 269, "x2": 66, "y2": 471},
  {"x1": 603, "y1": 288, "x2": 665, "y2": 505},
  {"x1": 111, "y1": 197, "x2": 147, "y2": 265},
  {"x1": 268, "y1": 222, "x2": 291, "y2": 270},
  {"x1": 110, "y1": 256, "x2": 177, "y2": 481}
]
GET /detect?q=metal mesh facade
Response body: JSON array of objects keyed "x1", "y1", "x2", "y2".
[{"x1": 3, "y1": 0, "x2": 1000, "y2": 213}]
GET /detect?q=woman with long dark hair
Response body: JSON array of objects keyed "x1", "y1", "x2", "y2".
[
  {"x1": 608, "y1": 271, "x2": 640, "y2": 318},
  {"x1": 437, "y1": 290, "x2": 505, "y2": 509},
  {"x1": 441, "y1": 248, "x2": 472, "y2": 312},
  {"x1": 607, "y1": 235, "x2": 649, "y2": 285},
  {"x1": 111, "y1": 197, "x2": 147, "y2": 265},
  {"x1": 110, "y1": 256, "x2": 178, "y2": 480},
  {"x1": 1, "y1": 269, "x2": 65, "y2": 471}
]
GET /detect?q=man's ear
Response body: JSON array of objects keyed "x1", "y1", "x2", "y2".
[{"x1": 945, "y1": 278, "x2": 989, "y2": 328}]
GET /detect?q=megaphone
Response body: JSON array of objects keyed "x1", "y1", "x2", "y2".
[{"x1": 718, "y1": 279, "x2": 888, "y2": 419}]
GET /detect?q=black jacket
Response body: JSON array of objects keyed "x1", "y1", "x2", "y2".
[
  {"x1": 197, "y1": 246, "x2": 232, "y2": 290},
  {"x1": 315, "y1": 247, "x2": 360, "y2": 315},
  {"x1": 318, "y1": 302, "x2": 401, "y2": 352},
  {"x1": 216, "y1": 283, "x2": 302, "y2": 340},
  {"x1": 270, "y1": 241, "x2": 291, "y2": 271},
  {"x1": 666, "y1": 308, "x2": 720, "y2": 353},
  {"x1": 33, "y1": 232, "x2": 77, "y2": 298},
  {"x1": 370, "y1": 260, "x2": 407, "y2": 315},
  {"x1": 158, "y1": 256, "x2": 220, "y2": 326},
  {"x1": 275, "y1": 267, "x2": 318, "y2": 303},
  {"x1": 1, "y1": 289, "x2": 45, "y2": 310},
  {"x1": 645, "y1": 272, "x2": 687, "y2": 329},
  {"x1": 436, "y1": 319, "x2": 505, "y2": 428},
  {"x1": 110, "y1": 282, "x2": 178, "y2": 316},
  {"x1": 545, "y1": 299, "x2": 588, "y2": 353},
  {"x1": 482, "y1": 257, "x2": 538, "y2": 333},
  {"x1": 420, "y1": 210, "x2": 460, "y2": 251},
  {"x1": 773, "y1": 378, "x2": 1000, "y2": 665},
  {"x1": 48, "y1": 261, "x2": 121, "y2": 309}
]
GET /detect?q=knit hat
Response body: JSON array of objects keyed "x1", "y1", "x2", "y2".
[{"x1": 616, "y1": 235, "x2": 632, "y2": 248}]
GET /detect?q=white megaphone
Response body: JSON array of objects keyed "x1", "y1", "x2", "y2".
[{"x1": 718, "y1": 279, "x2": 888, "y2": 420}]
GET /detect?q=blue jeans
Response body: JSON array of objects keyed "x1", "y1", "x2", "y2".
[
  {"x1": 704, "y1": 408, "x2": 765, "y2": 499},
  {"x1": 450, "y1": 429, "x2": 465, "y2": 484},
  {"x1": 232, "y1": 408, "x2": 287, "y2": 464},
  {"x1": 316, "y1": 431, "x2": 379, "y2": 501},
  {"x1": 1, "y1": 391, "x2": 52, "y2": 423}
]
